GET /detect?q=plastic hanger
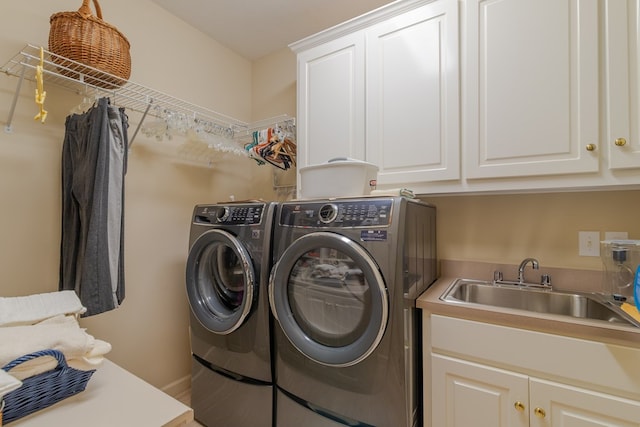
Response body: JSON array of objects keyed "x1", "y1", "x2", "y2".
[{"x1": 70, "y1": 87, "x2": 98, "y2": 115}]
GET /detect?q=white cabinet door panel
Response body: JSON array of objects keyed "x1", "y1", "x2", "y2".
[
  {"x1": 367, "y1": 0, "x2": 460, "y2": 184},
  {"x1": 297, "y1": 32, "x2": 366, "y2": 168},
  {"x1": 530, "y1": 378, "x2": 640, "y2": 426},
  {"x1": 464, "y1": 0, "x2": 599, "y2": 178},
  {"x1": 605, "y1": 0, "x2": 640, "y2": 170},
  {"x1": 432, "y1": 354, "x2": 529, "y2": 427}
]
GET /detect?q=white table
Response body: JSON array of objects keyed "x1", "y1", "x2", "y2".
[{"x1": 8, "y1": 360, "x2": 193, "y2": 426}]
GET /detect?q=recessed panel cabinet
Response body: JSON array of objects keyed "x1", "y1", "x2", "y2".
[
  {"x1": 292, "y1": 0, "x2": 640, "y2": 195},
  {"x1": 433, "y1": 354, "x2": 640, "y2": 427},
  {"x1": 605, "y1": 0, "x2": 640, "y2": 170},
  {"x1": 463, "y1": 0, "x2": 599, "y2": 179},
  {"x1": 366, "y1": 0, "x2": 460, "y2": 184},
  {"x1": 295, "y1": 32, "x2": 366, "y2": 167},
  {"x1": 428, "y1": 315, "x2": 640, "y2": 427},
  {"x1": 432, "y1": 354, "x2": 529, "y2": 427},
  {"x1": 291, "y1": 0, "x2": 460, "y2": 196}
]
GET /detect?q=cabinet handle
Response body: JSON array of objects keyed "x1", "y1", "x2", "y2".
[
  {"x1": 514, "y1": 401, "x2": 525, "y2": 412},
  {"x1": 586, "y1": 144, "x2": 596, "y2": 151},
  {"x1": 615, "y1": 137, "x2": 627, "y2": 147},
  {"x1": 534, "y1": 407, "x2": 546, "y2": 418}
]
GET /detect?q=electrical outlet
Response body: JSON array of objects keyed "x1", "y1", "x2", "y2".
[
  {"x1": 579, "y1": 231, "x2": 600, "y2": 256},
  {"x1": 604, "y1": 231, "x2": 628, "y2": 240}
]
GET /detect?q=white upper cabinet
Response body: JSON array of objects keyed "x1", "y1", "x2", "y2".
[
  {"x1": 291, "y1": 0, "x2": 460, "y2": 188},
  {"x1": 366, "y1": 0, "x2": 460, "y2": 184},
  {"x1": 291, "y1": 0, "x2": 640, "y2": 195},
  {"x1": 295, "y1": 32, "x2": 366, "y2": 168},
  {"x1": 605, "y1": 0, "x2": 640, "y2": 170},
  {"x1": 463, "y1": 0, "x2": 599, "y2": 179}
]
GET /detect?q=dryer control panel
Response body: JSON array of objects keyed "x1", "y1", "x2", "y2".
[
  {"x1": 280, "y1": 199, "x2": 393, "y2": 228},
  {"x1": 193, "y1": 204, "x2": 264, "y2": 225}
]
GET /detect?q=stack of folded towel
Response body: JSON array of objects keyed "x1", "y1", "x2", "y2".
[
  {"x1": 0, "y1": 369, "x2": 22, "y2": 403},
  {"x1": 0, "y1": 291, "x2": 111, "y2": 382}
]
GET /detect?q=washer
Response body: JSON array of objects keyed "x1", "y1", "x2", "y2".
[
  {"x1": 186, "y1": 202, "x2": 276, "y2": 427},
  {"x1": 269, "y1": 197, "x2": 436, "y2": 427}
]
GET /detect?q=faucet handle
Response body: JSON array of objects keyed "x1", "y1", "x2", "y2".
[
  {"x1": 493, "y1": 270, "x2": 503, "y2": 282},
  {"x1": 541, "y1": 274, "x2": 552, "y2": 287}
]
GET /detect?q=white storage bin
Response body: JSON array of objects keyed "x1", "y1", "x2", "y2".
[{"x1": 299, "y1": 158, "x2": 378, "y2": 199}]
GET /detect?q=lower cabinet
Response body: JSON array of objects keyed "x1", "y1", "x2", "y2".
[
  {"x1": 432, "y1": 354, "x2": 528, "y2": 427},
  {"x1": 432, "y1": 354, "x2": 640, "y2": 426},
  {"x1": 427, "y1": 315, "x2": 640, "y2": 427}
]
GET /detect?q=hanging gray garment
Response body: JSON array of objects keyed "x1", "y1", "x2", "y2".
[
  {"x1": 106, "y1": 104, "x2": 128, "y2": 307},
  {"x1": 59, "y1": 97, "x2": 128, "y2": 316}
]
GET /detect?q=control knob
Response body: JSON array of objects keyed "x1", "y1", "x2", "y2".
[
  {"x1": 216, "y1": 207, "x2": 230, "y2": 222},
  {"x1": 319, "y1": 204, "x2": 338, "y2": 224}
]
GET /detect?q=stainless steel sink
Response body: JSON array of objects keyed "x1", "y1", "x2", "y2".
[{"x1": 440, "y1": 279, "x2": 640, "y2": 328}]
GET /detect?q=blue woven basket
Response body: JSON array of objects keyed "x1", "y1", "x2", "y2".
[{"x1": 1, "y1": 349, "x2": 95, "y2": 424}]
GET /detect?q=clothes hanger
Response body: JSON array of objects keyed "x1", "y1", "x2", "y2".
[{"x1": 70, "y1": 87, "x2": 98, "y2": 115}]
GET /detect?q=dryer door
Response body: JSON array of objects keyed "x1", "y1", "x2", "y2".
[
  {"x1": 186, "y1": 229, "x2": 255, "y2": 334},
  {"x1": 269, "y1": 232, "x2": 388, "y2": 367}
]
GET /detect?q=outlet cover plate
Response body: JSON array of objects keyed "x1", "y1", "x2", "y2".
[{"x1": 579, "y1": 231, "x2": 600, "y2": 256}]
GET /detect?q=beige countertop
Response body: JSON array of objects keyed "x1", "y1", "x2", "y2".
[
  {"x1": 418, "y1": 275, "x2": 640, "y2": 349},
  {"x1": 8, "y1": 359, "x2": 193, "y2": 427}
]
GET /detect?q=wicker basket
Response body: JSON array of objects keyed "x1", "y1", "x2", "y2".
[
  {"x1": 49, "y1": 0, "x2": 131, "y2": 89},
  {"x1": 1, "y1": 349, "x2": 95, "y2": 425}
]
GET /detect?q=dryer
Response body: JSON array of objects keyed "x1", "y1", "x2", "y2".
[
  {"x1": 269, "y1": 197, "x2": 436, "y2": 427},
  {"x1": 186, "y1": 202, "x2": 276, "y2": 427}
]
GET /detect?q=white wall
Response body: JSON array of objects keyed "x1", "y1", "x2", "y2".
[
  {"x1": 0, "y1": 0, "x2": 276, "y2": 392},
  {"x1": 252, "y1": 47, "x2": 298, "y2": 195}
]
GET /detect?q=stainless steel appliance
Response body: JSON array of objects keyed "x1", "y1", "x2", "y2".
[
  {"x1": 186, "y1": 202, "x2": 276, "y2": 427},
  {"x1": 269, "y1": 197, "x2": 436, "y2": 427}
]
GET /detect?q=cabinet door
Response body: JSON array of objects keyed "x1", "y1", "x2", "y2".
[
  {"x1": 296, "y1": 32, "x2": 366, "y2": 168},
  {"x1": 605, "y1": 0, "x2": 640, "y2": 170},
  {"x1": 464, "y1": 0, "x2": 599, "y2": 179},
  {"x1": 432, "y1": 354, "x2": 529, "y2": 427},
  {"x1": 530, "y1": 378, "x2": 640, "y2": 426},
  {"x1": 366, "y1": 0, "x2": 460, "y2": 184}
]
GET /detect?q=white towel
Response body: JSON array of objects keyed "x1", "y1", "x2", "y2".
[
  {"x1": 6, "y1": 341, "x2": 111, "y2": 381},
  {"x1": 0, "y1": 291, "x2": 86, "y2": 327},
  {"x1": 0, "y1": 369, "x2": 22, "y2": 398},
  {"x1": 0, "y1": 315, "x2": 112, "y2": 380},
  {"x1": 0, "y1": 315, "x2": 95, "y2": 369}
]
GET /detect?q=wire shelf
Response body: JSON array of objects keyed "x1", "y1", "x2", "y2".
[{"x1": 1, "y1": 44, "x2": 295, "y2": 145}]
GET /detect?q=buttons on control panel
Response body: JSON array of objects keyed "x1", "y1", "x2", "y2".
[
  {"x1": 228, "y1": 206, "x2": 263, "y2": 224},
  {"x1": 281, "y1": 199, "x2": 393, "y2": 227},
  {"x1": 195, "y1": 205, "x2": 264, "y2": 225}
]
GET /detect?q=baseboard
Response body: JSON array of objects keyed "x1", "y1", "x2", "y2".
[{"x1": 162, "y1": 374, "x2": 191, "y2": 399}]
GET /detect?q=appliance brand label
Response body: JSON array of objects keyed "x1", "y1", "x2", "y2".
[{"x1": 361, "y1": 230, "x2": 387, "y2": 242}]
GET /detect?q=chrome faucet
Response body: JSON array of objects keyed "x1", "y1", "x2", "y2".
[
  {"x1": 517, "y1": 258, "x2": 539, "y2": 284},
  {"x1": 493, "y1": 257, "x2": 551, "y2": 289}
]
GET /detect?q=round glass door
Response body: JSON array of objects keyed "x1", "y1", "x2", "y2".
[
  {"x1": 269, "y1": 232, "x2": 388, "y2": 367},
  {"x1": 186, "y1": 229, "x2": 255, "y2": 334}
]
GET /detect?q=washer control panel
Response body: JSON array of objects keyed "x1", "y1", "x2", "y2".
[
  {"x1": 280, "y1": 199, "x2": 393, "y2": 227},
  {"x1": 194, "y1": 204, "x2": 264, "y2": 225}
]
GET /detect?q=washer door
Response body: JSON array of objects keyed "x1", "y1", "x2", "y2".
[
  {"x1": 186, "y1": 229, "x2": 255, "y2": 334},
  {"x1": 269, "y1": 232, "x2": 388, "y2": 367}
]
